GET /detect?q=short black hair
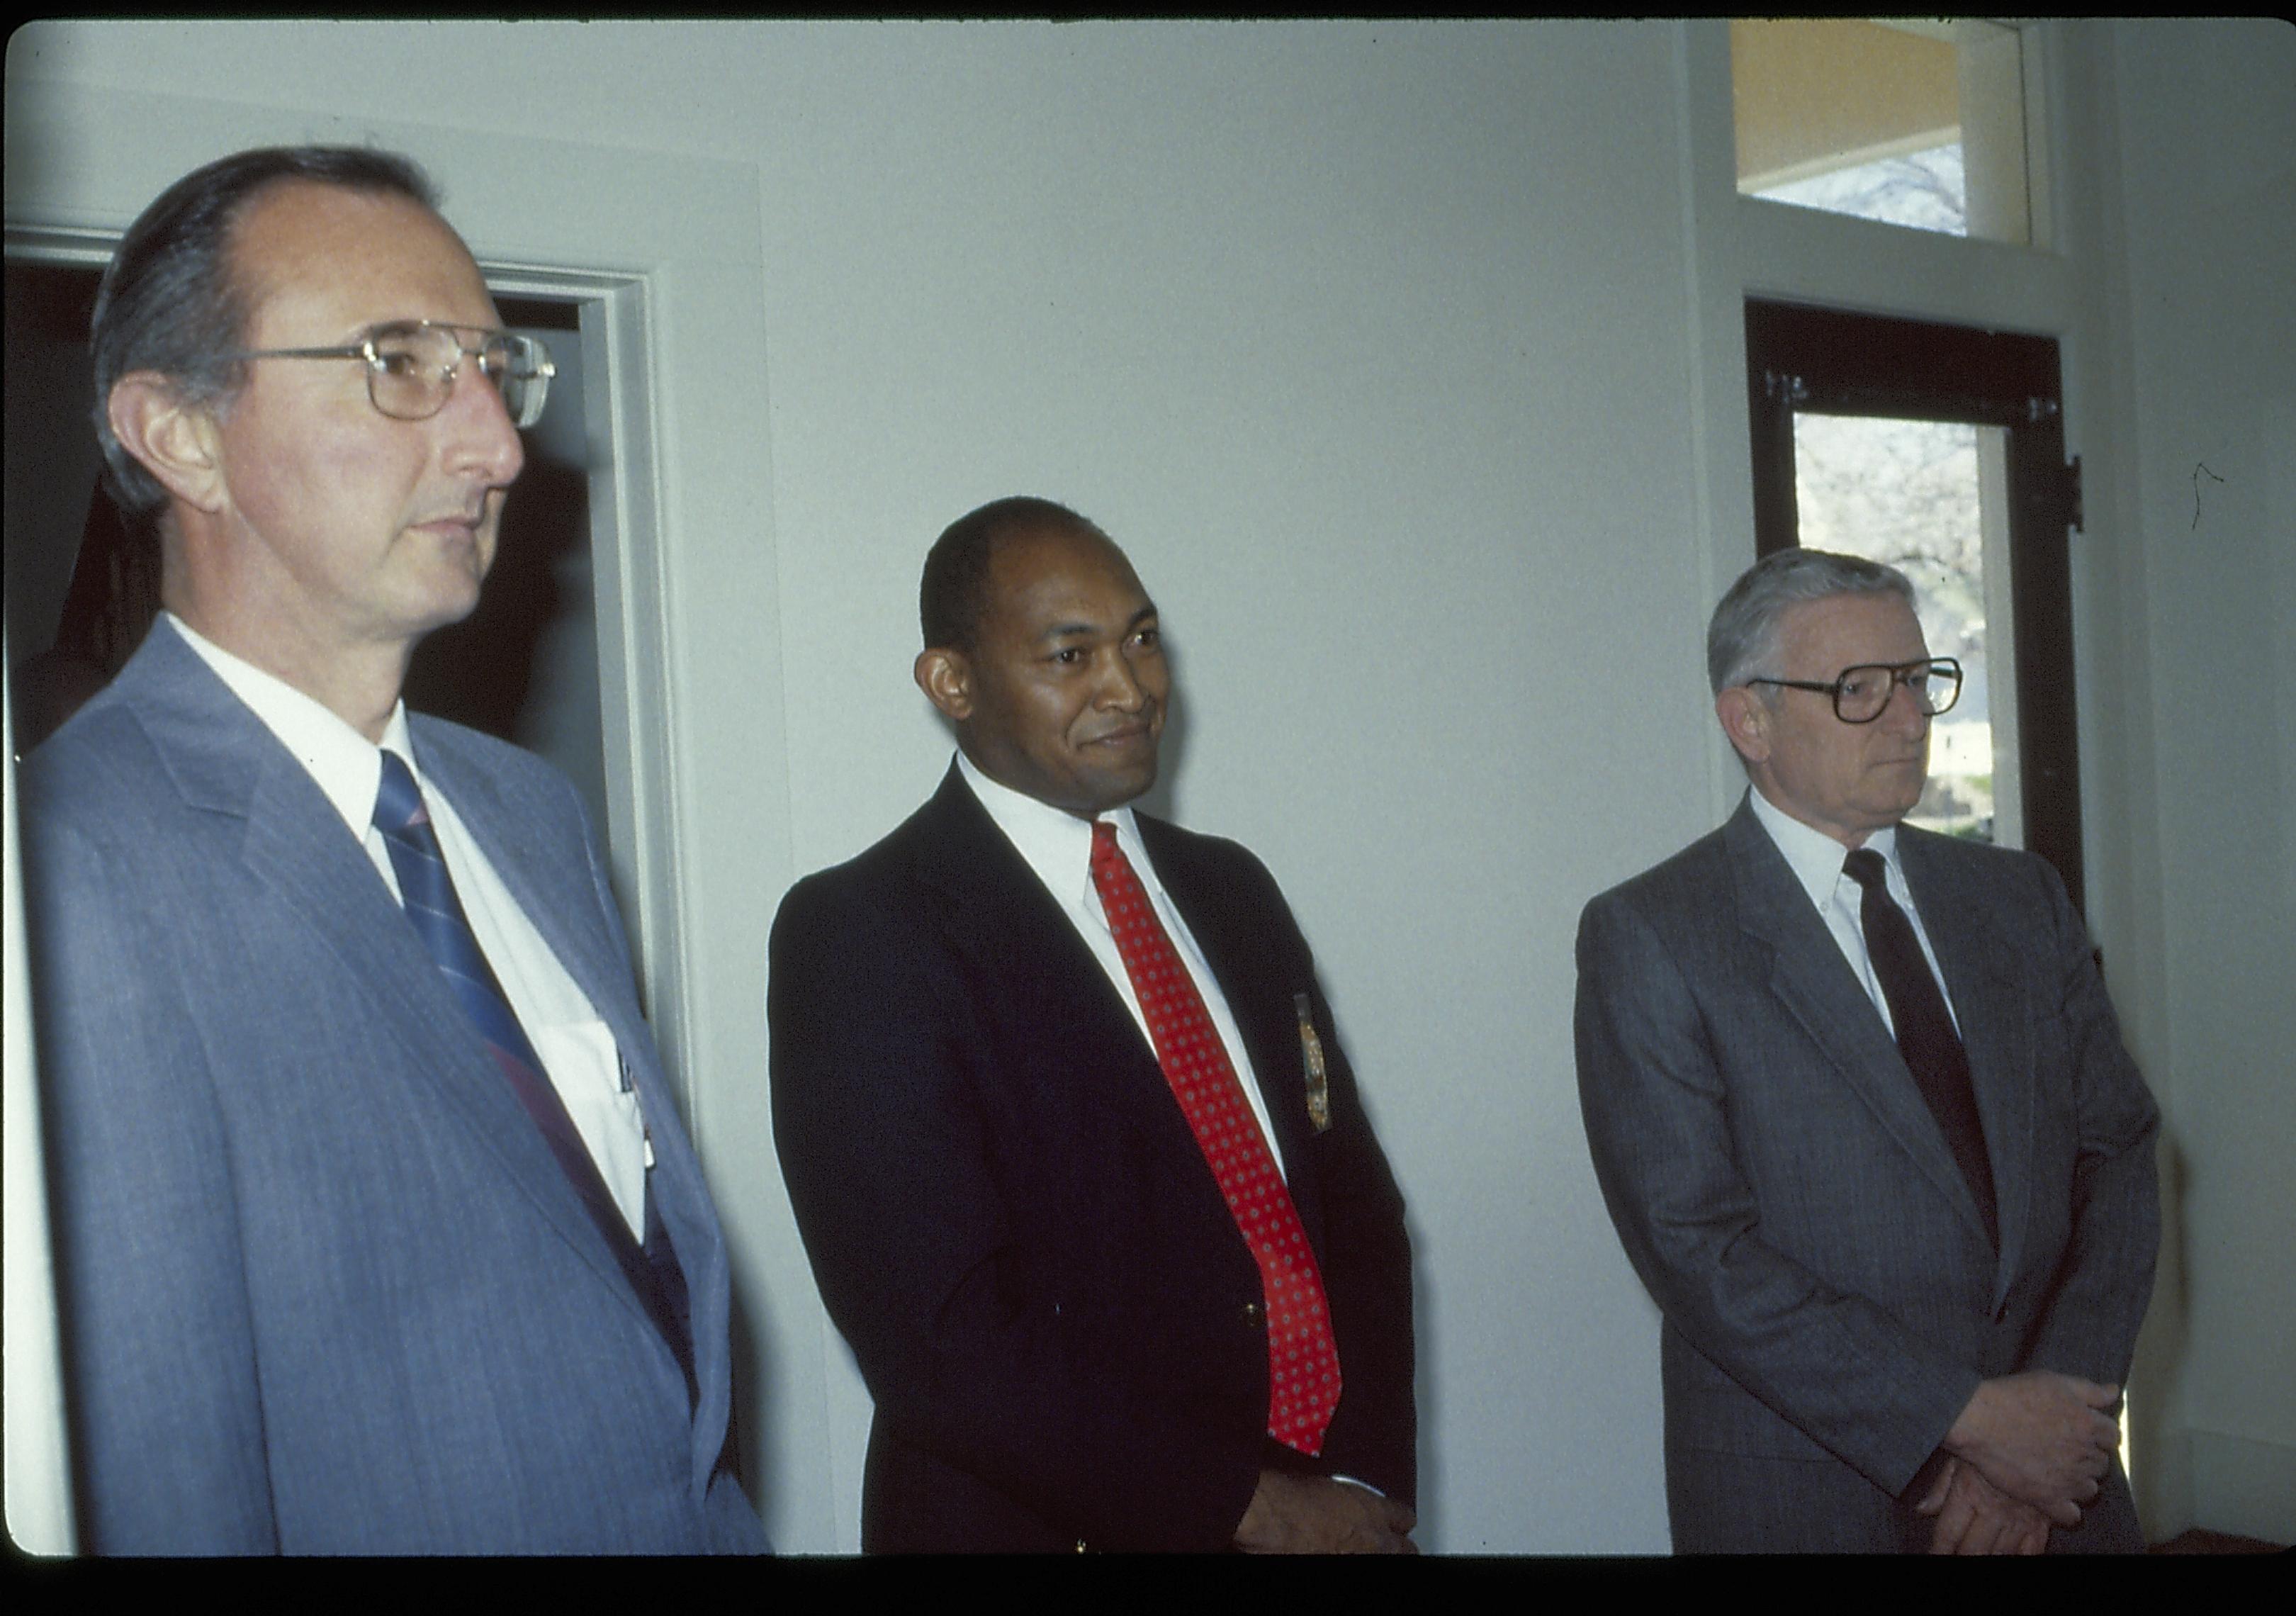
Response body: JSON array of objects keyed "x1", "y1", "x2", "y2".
[
  {"x1": 91, "y1": 145, "x2": 439, "y2": 515},
  {"x1": 919, "y1": 495, "x2": 1111, "y2": 652}
]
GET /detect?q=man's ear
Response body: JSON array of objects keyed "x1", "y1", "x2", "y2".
[
  {"x1": 914, "y1": 646, "x2": 974, "y2": 724},
  {"x1": 107, "y1": 372, "x2": 228, "y2": 515},
  {"x1": 1715, "y1": 685, "x2": 1772, "y2": 765}
]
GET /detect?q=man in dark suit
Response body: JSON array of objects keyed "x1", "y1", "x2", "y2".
[
  {"x1": 769, "y1": 497, "x2": 1417, "y2": 1552},
  {"x1": 20, "y1": 147, "x2": 765, "y2": 1553},
  {"x1": 1575, "y1": 546, "x2": 2161, "y2": 1554}
]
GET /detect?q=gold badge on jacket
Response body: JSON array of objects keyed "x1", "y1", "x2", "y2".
[{"x1": 1294, "y1": 992, "x2": 1332, "y2": 1133}]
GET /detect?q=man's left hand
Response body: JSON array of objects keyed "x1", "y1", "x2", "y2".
[
  {"x1": 1917, "y1": 1457, "x2": 2051, "y2": 1556},
  {"x1": 1232, "y1": 1471, "x2": 1417, "y2": 1554}
]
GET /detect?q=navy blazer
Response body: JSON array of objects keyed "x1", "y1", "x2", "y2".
[
  {"x1": 21, "y1": 621, "x2": 765, "y2": 1554},
  {"x1": 1574, "y1": 797, "x2": 2160, "y2": 1552},
  {"x1": 768, "y1": 767, "x2": 1415, "y2": 1551}
]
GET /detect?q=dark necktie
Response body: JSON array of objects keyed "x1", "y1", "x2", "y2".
[
  {"x1": 1088, "y1": 820, "x2": 1342, "y2": 1455},
  {"x1": 373, "y1": 751, "x2": 696, "y2": 1402},
  {"x1": 1842, "y1": 847, "x2": 1998, "y2": 1251}
]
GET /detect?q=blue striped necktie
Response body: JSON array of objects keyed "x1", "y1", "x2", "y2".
[{"x1": 372, "y1": 750, "x2": 695, "y2": 1401}]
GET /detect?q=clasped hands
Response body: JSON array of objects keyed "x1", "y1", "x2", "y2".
[
  {"x1": 1233, "y1": 1469, "x2": 1417, "y2": 1554},
  {"x1": 1918, "y1": 1371, "x2": 2122, "y2": 1556}
]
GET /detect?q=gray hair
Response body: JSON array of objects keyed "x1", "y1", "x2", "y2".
[
  {"x1": 91, "y1": 145, "x2": 439, "y2": 515},
  {"x1": 1706, "y1": 546, "x2": 1915, "y2": 695}
]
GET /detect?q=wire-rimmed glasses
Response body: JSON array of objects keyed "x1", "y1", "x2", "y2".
[
  {"x1": 219, "y1": 320, "x2": 556, "y2": 429},
  {"x1": 1745, "y1": 657, "x2": 1963, "y2": 724}
]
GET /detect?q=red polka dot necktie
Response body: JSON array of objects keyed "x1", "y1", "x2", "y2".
[{"x1": 1088, "y1": 819, "x2": 1341, "y2": 1455}]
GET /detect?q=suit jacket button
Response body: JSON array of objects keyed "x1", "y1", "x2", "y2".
[{"x1": 1242, "y1": 1301, "x2": 1265, "y2": 1329}]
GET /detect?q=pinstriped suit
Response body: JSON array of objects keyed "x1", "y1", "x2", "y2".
[
  {"x1": 22, "y1": 619, "x2": 764, "y2": 1554},
  {"x1": 1575, "y1": 797, "x2": 2159, "y2": 1552}
]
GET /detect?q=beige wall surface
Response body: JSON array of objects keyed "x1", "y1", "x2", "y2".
[{"x1": 6, "y1": 17, "x2": 2287, "y2": 1554}]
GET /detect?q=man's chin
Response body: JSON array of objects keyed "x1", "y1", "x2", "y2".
[
  {"x1": 1074, "y1": 761, "x2": 1158, "y2": 817},
  {"x1": 401, "y1": 579, "x2": 487, "y2": 641}
]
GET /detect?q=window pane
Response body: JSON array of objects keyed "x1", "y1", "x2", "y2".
[
  {"x1": 1732, "y1": 18, "x2": 2031, "y2": 246},
  {"x1": 1791, "y1": 413, "x2": 2015, "y2": 844},
  {"x1": 1760, "y1": 143, "x2": 1968, "y2": 237}
]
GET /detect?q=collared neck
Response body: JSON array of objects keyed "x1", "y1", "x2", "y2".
[
  {"x1": 950, "y1": 751, "x2": 1290, "y2": 1182},
  {"x1": 164, "y1": 610, "x2": 418, "y2": 843},
  {"x1": 1745, "y1": 781, "x2": 1902, "y2": 914},
  {"x1": 954, "y1": 749, "x2": 1149, "y2": 902}
]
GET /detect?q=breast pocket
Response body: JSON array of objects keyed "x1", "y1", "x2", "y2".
[{"x1": 527, "y1": 1017, "x2": 647, "y2": 1235}]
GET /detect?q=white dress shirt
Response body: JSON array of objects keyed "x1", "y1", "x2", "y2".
[
  {"x1": 1746, "y1": 783, "x2": 1962, "y2": 1037},
  {"x1": 167, "y1": 612, "x2": 651, "y2": 1235},
  {"x1": 955, "y1": 752, "x2": 1287, "y2": 1178}
]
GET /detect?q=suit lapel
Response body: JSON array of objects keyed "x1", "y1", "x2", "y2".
[
  {"x1": 415, "y1": 720, "x2": 729, "y2": 1445},
  {"x1": 906, "y1": 769, "x2": 1329, "y2": 1247},
  {"x1": 1898, "y1": 830, "x2": 2035, "y2": 1301},
  {"x1": 1723, "y1": 804, "x2": 1996, "y2": 1252},
  {"x1": 125, "y1": 630, "x2": 669, "y2": 1357},
  {"x1": 412, "y1": 724, "x2": 626, "y2": 1045},
  {"x1": 1137, "y1": 817, "x2": 1330, "y2": 1245},
  {"x1": 908, "y1": 772, "x2": 1189, "y2": 1143}
]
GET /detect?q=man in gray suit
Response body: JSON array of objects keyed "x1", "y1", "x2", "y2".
[
  {"x1": 1575, "y1": 547, "x2": 2160, "y2": 1554},
  {"x1": 19, "y1": 147, "x2": 766, "y2": 1553}
]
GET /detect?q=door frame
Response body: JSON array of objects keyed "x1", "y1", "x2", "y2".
[{"x1": 1744, "y1": 296, "x2": 2087, "y2": 903}]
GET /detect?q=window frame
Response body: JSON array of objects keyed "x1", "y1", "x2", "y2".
[{"x1": 1744, "y1": 296, "x2": 2087, "y2": 904}]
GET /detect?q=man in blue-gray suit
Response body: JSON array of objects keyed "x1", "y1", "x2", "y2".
[
  {"x1": 20, "y1": 147, "x2": 766, "y2": 1554},
  {"x1": 1575, "y1": 548, "x2": 2159, "y2": 1554}
]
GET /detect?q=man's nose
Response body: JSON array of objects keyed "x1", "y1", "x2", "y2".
[
  {"x1": 1096, "y1": 650, "x2": 1148, "y2": 710},
  {"x1": 1881, "y1": 671, "x2": 1931, "y2": 731},
  {"x1": 438, "y1": 362, "x2": 525, "y2": 487}
]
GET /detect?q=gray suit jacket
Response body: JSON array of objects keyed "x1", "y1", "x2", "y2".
[
  {"x1": 1575, "y1": 797, "x2": 2159, "y2": 1553},
  {"x1": 21, "y1": 620, "x2": 765, "y2": 1554}
]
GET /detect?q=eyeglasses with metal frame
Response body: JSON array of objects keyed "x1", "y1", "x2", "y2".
[
  {"x1": 1744, "y1": 656, "x2": 1963, "y2": 724},
  {"x1": 218, "y1": 320, "x2": 556, "y2": 430}
]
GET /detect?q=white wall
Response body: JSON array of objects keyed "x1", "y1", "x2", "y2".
[
  {"x1": 2101, "y1": 18, "x2": 2296, "y2": 1546},
  {"x1": 748, "y1": 22, "x2": 1716, "y2": 1553},
  {"x1": 4, "y1": 17, "x2": 2287, "y2": 1554}
]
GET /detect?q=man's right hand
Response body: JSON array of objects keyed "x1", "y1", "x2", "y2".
[
  {"x1": 1916, "y1": 1457, "x2": 2051, "y2": 1555},
  {"x1": 1943, "y1": 1372, "x2": 2121, "y2": 1526}
]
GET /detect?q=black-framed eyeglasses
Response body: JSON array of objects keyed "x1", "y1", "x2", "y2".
[
  {"x1": 1745, "y1": 657, "x2": 1963, "y2": 724},
  {"x1": 218, "y1": 320, "x2": 555, "y2": 429}
]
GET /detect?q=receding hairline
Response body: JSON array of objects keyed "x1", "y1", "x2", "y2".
[
  {"x1": 978, "y1": 522, "x2": 1152, "y2": 625},
  {"x1": 222, "y1": 177, "x2": 480, "y2": 313},
  {"x1": 991, "y1": 517, "x2": 1133, "y2": 574}
]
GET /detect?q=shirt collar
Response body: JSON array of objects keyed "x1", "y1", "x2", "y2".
[
  {"x1": 164, "y1": 610, "x2": 417, "y2": 841},
  {"x1": 954, "y1": 749, "x2": 1145, "y2": 904},
  {"x1": 1745, "y1": 782, "x2": 1901, "y2": 912}
]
